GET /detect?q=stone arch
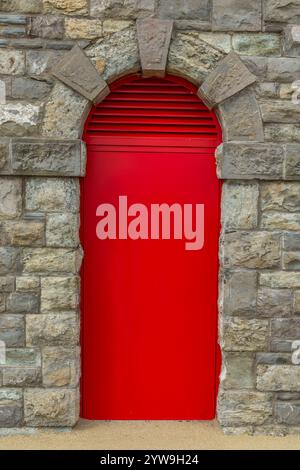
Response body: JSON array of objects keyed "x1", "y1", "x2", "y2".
[{"x1": 39, "y1": 20, "x2": 277, "y2": 430}]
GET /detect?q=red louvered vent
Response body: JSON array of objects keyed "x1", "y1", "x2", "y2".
[{"x1": 84, "y1": 75, "x2": 221, "y2": 148}]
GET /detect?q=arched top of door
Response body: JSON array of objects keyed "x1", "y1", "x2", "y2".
[{"x1": 83, "y1": 74, "x2": 222, "y2": 152}]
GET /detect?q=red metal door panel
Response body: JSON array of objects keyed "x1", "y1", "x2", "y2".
[{"x1": 81, "y1": 75, "x2": 222, "y2": 420}]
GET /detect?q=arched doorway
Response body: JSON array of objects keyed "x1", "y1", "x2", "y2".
[{"x1": 81, "y1": 74, "x2": 222, "y2": 420}]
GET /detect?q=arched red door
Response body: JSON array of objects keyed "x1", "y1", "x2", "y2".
[{"x1": 81, "y1": 75, "x2": 222, "y2": 420}]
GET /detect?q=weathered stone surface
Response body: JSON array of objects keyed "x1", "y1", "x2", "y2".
[
  {"x1": 0, "y1": 0, "x2": 42, "y2": 12},
  {"x1": 264, "y1": 1, "x2": 300, "y2": 24},
  {"x1": 285, "y1": 145, "x2": 300, "y2": 179},
  {"x1": 16, "y1": 277, "x2": 39, "y2": 291},
  {"x1": 0, "y1": 247, "x2": 21, "y2": 275},
  {"x1": 41, "y1": 276, "x2": 79, "y2": 311},
  {"x1": 2, "y1": 367, "x2": 41, "y2": 387},
  {"x1": 257, "y1": 288, "x2": 292, "y2": 317},
  {"x1": 0, "y1": 178, "x2": 22, "y2": 219},
  {"x1": 168, "y1": 31, "x2": 224, "y2": 84},
  {"x1": 102, "y1": 19, "x2": 133, "y2": 33},
  {"x1": 271, "y1": 339, "x2": 294, "y2": 352},
  {"x1": 278, "y1": 392, "x2": 300, "y2": 400},
  {"x1": 52, "y1": 45, "x2": 109, "y2": 104},
  {"x1": 261, "y1": 182, "x2": 300, "y2": 212},
  {"x1": 28, "y1": 15, "x2": 64, "y2": 39},
  {"x1": 7, "y1": 292, "x2": 39, "y2": 314},
  {"x1": 224, "y1": 270, "x2": 257, "y2": 316},
  {"x1": 42, "y1": 346, "x2": 80, "y2": 387},
  {"x1": 87, "y1": 27, "x2": 139, "y2": 82},
  {"x1": 233, "y1": 33, "x2": 281, "y2": 56},
  {"x1": 0, "y1": 276, "x2": 14, "y2": 293},
  {"x1": 223, "y1": 317, "x2": 269, "y2": 351},
  {"x1": 218, "y1": 390, "x2": 273, "y2": 426},
  {"x1": 46, "y1": 213, "x2": 79, "y2": 248},
  {"x1": 222, "y1": 353, "x2": 255, "y2": 389},
  {"x1": 261, "y1": 272, "x2": 300, "y2": 289},
  {"x1": 0, "y1": 314, "x2": 24, "y2": 347},
  {"x1": 271, "y1": 318, "x2": 300, "y2": 339},
  {"x1": 65, "y1": 19, "x2": 102, "y2": 39},
  {"x1": 174, "y1": 19, "x2": 212, "y2": 31},
  {"x1": 255, "y1": 82, "x2": 278, "y2": 98},
  {"x1": 24, "y1": 388, "x2": 79, "y2": 426},
  {"x1": 26, "y1": 313, "x2": 79, "y2": 346},
  {"x1": 216, "y1": 143, "x2": 284, "y2": 179},
  {"x1": 283, "y1": 252, "x2": 300, "y2": 271},
  {"x1": 1, "y1": 220, "x2": 44, "y2": 246},
  {"x1": 90, "y1": 0, "x2": 156, "y2": 18},
  {"x1": 261, "y1": 100, "x2": 300, "y2": 123},
  {"x1": 0, "y1": 141, "x2": 9, "y2": 172},
  {"x1": 0, "y1": 50, "x2": 25, "y2": 75},
  {"x1": 158, "y1": 0, "x2": 211, "y2": 20},
  {"x1": 224, "y1": 232, "x2": 280, "y2": 269},
  {"x1": 222, "y1": 183, "x2": 259, "y2": 230},
  {"x1": 267, "y1": 58, "x2": 300, "y2": 82},
  {"x1": 279, "y1": 83, "x2": 293, "y2": 99},
  {"x1": 26, "y1": 50, "x2": 65, "y2": 76},
  {"x1": 262, "y1": 213, "x2": 300, "y2": 230},
  {"x1": 11, "y1": 139, "x2": 85, "y2": 176},
  {"x1": 196, "y1": 32, "x2": 231, "y2": 53},
  {"x1": 284, "y1": 25, "x2": 300, "y2": 56},
  {"x1": 5, "y1": 348, "x2": 41, "y2": 367},
  {"x1": 11, "y1": 77, "x2": 51, "y2": 101},
  {"x1": 137, "y1": 19, "x2": 173, "y2": 78},
  {"x1": 23, "y1": 248, "x2": 78, "y2": 274},
  {"x1": 218, "y1": 89, "x2": 264, "y2": 141},
  {"x1": 257, "y1": 365, "x2": 300, "y2": 391},
  {"x1": 256, "y1": 353, "x2": 291, "y2": 365},
  {"x1": 25, "y1": 178, "x2": 79, "y2": 213},
  {"x1": 265, "y1": 124, "x2": 300, "y2": 143},
  {"x1": 295, "y1": 291, "x2": 300, "y2": 315},
  {"x1": 198, "y1": 52, "x2": 256, "y2": 108},
  {"x1": 43, "y1": 0, "x2": 88, "y2": 15},
  {"x1": 212, "y1": 0, "x2": 262, "y2": 31},
  {"x1": 275, "y1": 402, "x2": 300, "y2": 425},
  {"x1": 0, "y1": 389, "x2": 23, "y2": 427},
  {"x1": 43, "y1": 83, "x2": 88, "y2": 139},
  {"x1": 284, "y1": 233, "x2": 300, "y2": 251},
  {"x1": 0, "y1": 103, "x2": 41, "y2": 137}
]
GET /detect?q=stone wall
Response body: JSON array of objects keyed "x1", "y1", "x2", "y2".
[{"x1": 0, "y1": 0, "x2": 300, "y2": 434}]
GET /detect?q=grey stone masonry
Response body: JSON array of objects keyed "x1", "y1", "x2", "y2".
[{"x1": 0, "y1": 1, "x2": 299, "y2": 436}]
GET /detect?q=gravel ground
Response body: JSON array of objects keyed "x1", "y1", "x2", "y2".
[{"x1": 0, "y1": 420, "x2": 299, "y2": 450}]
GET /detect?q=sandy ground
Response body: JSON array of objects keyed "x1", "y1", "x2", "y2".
[{"x1": 0, "y1": 420, "x2": 299, "y2": 450}]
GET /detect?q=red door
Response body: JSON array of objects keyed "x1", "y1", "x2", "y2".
[{"x1": 81, "y1": 75, "x2": 222, "y2": 420}]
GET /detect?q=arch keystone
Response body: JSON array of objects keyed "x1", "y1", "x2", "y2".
[
  {"x1": 137, "y1": 19, "x2": 173, "y2": 77},
  {"x1": 52, "y1": 44, "x2": 110, "y2": 104},
  {"x1": 198, "y1": 51, "x2": 257, "y2": 109}
]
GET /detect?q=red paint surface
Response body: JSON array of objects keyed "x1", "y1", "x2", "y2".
[{"x1": 81, "y1": 75, "x2": 222, "y2": 420}]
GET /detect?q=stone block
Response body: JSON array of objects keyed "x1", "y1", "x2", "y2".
[
  {"x1": 223, "y1": 231, "x2": 280, "y2": 269},
  {"x1": 0, "y1": 314, "x2": 24, "y2": 347},
  {"x1": 0, "y1": 103, "x2": 41, "y2": 137},
  {"x1": 265, "y1": 124, "x2": 300, "y2": 143},
  {"x1": 294, "y1": 291, "x2": 300, "y2": 315},
  {"x1": 257, "y1": 365, "x2": 300, "y2": 391},
  {"x1": 90, "y1": 0, "x2": 156, "y2": 19},
  {"x1": 232, "y1": 33, "x2": 281, "y2": 56},
  {"x1": 65, "y1": 19, "x2": 102, "y2": 39},
  {"x1": 256, "y1": 353, "x2": 291, "y2": 365},
  {"x1": 16, "y1": 277, "x2": 39, "y2": 291},
  {"x1": 222, "y1": 353, "x2": 255, "y2": 389},
  {"x1": 0, "y1": 49, "x2": 25, "y2": 75},
  {"x1": 198, "y1": 52, "x2": 256, "y2": 109},
  {"x1": 261, "y1": 272, "x2": 300, "y2": 289},
  {"x1": 28, "y1": 15, "x2": 64, "y2": 39},
  {"x1": 11, "y1": 77, "x2": 52, "y2": 100},
  {"x1": 271, "y1": 318, "x2": 300, "y2": 339},
  {"x1": 11, "y1": 138, "x2": 85, "y2": 177},
  {"x1": 223, "y1": 317, "x2": 269, "y2": 351},
  {"x1": 7, "y1": 292, "x2": 39, "y2": 314},
  {"x1": 0, "y1": 178, "x2": 22, "y2": 219},
  {"x1": 40, "y1": 276, "x2": 79, "y2": 311},
  {"x1": 52, "y1": 45, "x2": 109, "y2": 104},
  {"x1": 158, "y1": 0, "x2": 211, "y2": 20},
  {"x1": 42, "y1": 346, "x2": 80, "y2": 387},
  {"x1": 0, "y1": 0, "x2": 42, "y2": 12},
  {"x1": 283, "y1": 252, "x2": 300, "y2": 270},
  {"x1": 257, "y1": 288, "x2": 292, "y2": 317},
  {"x1": 261, "y1": 182, "x2": 300, "y2": 212},
  {"x1": 26, "y1": 313, "x2": 79, "y2": 346},
  {"x1": 267, "y1": 58, "x2": 300, "y2": 82},
  {"x1": 1, "y1": 220, "x2": 44, "y2": 246},
  {"x1": 216, "y1": 143, "x2": 284, "y2": 179},
  {"x1": 275, "y1": 402, "x2": 300, "y2": 425},
  {"x1": 218, "y1": 89, "x2": 264, "y2": 141},
  {"x1": 223, "y1": 270, "x2": 257, "y2": 315},
  {"x1": 285, "y1": 145, "x2": 300, "y2": 180},
  {"x1": 212, "y1": 0, "x2": 262, "y2": 31},
  {"x1": 23, "y1": 248, "x2": 78, "y2": 274},
  {"x1": 222, "y1": 182, "x2": 259, "y2": 230},
  {"x1": 0, "y1": 276, "x2": 15, "y2": 293},
  {"x1": 284, "y1": 25, "x2": 300, "y2": 56},
  {"x1": 5, "y1": 348, "x2": 41, "y2": 367},
  {"x1": 264, "y1": 1, "x2": 300, "y2": 25},
  {"x1": 0, "y1": 140, "x2": 10, "y2": 173},
  {"x1": 284, "y1": 233, "x2": 300, "y2": 251},
  {"x1": 137, "y1": 19, "x2": 173, "y2": 78},
  {"x1": 24, "y1": 388, "x2": 79, "y2": 426},
  {"x1": 43, "y1": 0, "x2": 88, "y2": 15},
  {"x1": 261, "y1": 213, "x2": 300, "y2": 231},
  {"x1": 0, "y1": 247, "x2": 21, "y2": 275},
  {"x1": 261, "y1": 100, "x2": 300, "y2": 124},
  {"x1": 0, "y1": 389, "x2": 23, "y2": 427},
  {"x1": 25, "y1": 178, "x2": 79, "y2": 213},
  {"x1": 218, "y1": 390, "x2": 273, "y2": 426},
  {"x1": 46, "y1": 213, "x2": 79, "y2": 248},
  {"x1": 2, "y1": 367, "x2": 42, "y2": 387},
  {"x1": 26, "y1": 50, "x2": 65, "y2": 76}
]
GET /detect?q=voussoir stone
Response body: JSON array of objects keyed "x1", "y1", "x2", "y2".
[
  {"x1": 11, "y1": 138, "x2": 85, "y2": 176},
  {"x1": 137, "y1": 19, "x2": 173, "y2": 78},
  {"x1": 198, "y1": 52, "x2": 257, "y2": 109},
  {"x1": 218, "y1": 390, "x2": 273, "y2": 426},
  {"x1": 216, "y1": 143, "x2": 284, "y2": 179},
  {"x1": 24, "y1": 388, "x2": 79, "y2": 426},
  {"x1": 52, "y1": 44, "x2": 109, "y2": 104}
]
